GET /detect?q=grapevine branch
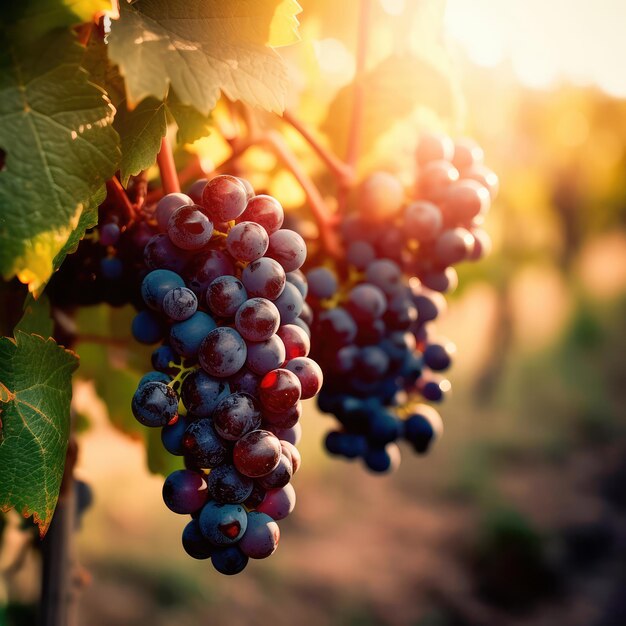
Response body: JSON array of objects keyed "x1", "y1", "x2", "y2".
[
  {"x1": 106, "y1": 177, "x2": 136, "y2": 222},
  {"x1": 156, "y1": 136, "x2": 181, "y2": 195}
]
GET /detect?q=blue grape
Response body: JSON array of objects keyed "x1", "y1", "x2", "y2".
[
  {"x1": 100, "y1": 256, "x2": 123, "y2": 280},
  {"x1": 207, "y1": 464, "x2": 254, "y2": 504},
  {"x1": 285, "y1": 269, "x2": 308, "y2": 298},
  {"x1": 162, "y1": 469, "x2": 208, "y2": 514},
  {"x1": 161, "y1": 413, "x2": 190, "y2": 456},
  {"x1": 151, "y1": 345, "x2": 180, "y2": 373},
  {"x1": 365, "y1": 259, "x2": 402, "y2": 295},
  {"x1": 138, "y1": 371, "x2": 171, "y2": 386},
  {"x1": 144, "y1": 234, "x2": 189, "y2": 273},
  {"x1": 273, "y1": 281, "x2": 303, "y2": 324},
  {"x1": 346, "y1": 241, "x2": 375, "y2": 269},
  {"x1": 170, "y1": 311, "x2": 216, "y2": 358},
  {"x1": 182, "y1": 519, "x2": 214, "y2": 559},
  {"x1": 141, "y1": 269, "x2": 185, "y2": 311},
  {"x1": 211, "y1": 545, "x2": 249, "y2": 575},
  {"x1": 346, "y1": 283, "x2": 387, "y2": 322},
  {"x1": 162, "y1": 287, "x2": 198, "y2": 321},
  {"x1": 183, "y1": 418, "x2": 228, "y2": 468},
  {"x1": 423, "y1": 343, "x2": 453, "y2": 371},
  {"x1": 131, "y1": 381, "x2": 178, "y2": 427},
  {"x1": 199, "y1": 501, "x2": 248, "y2": 546},
  {"x1": 181, "y1": 370, "x2": 231, "y2": 417},
  {"x1": 363, "y1": 444, "x2": 400, "y2": 473},
  {"x1": 132, "y1": 310, "x2": 165, "y2": 344},
  {"x1": 404, "y1": 409, "x2": 441, "y2": 453},
  {"x1": 212, "y1": 392, "x2": 262, "y2": 441},
  {"x1": 306, "y1": 267, "x2": 337, "y2": 299},
  {"x1": 100, "y1": 222, "x2": 121, "y2": 246}
]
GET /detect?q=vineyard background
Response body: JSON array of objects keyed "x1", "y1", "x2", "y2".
[{"x1": 2, "y1": 1, "x2": 626, "y2": 625}]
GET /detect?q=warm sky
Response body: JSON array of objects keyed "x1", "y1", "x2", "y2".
[{"x1": 443, "y1": 0, "x2": 626, "y2": 97}]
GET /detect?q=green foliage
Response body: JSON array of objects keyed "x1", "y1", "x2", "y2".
[
  {"x1": 0, "y1": 332, "x2": 78, "y2": 536},
  {"x1": 108, "y1": 0, "x2": 299, "y2": 116},
  {"x1": 14, "y1": 294, "x2": 53, "y2": 338},
  {"x1": 0, "y1": 30, "x2": 119, "y2": 293}
]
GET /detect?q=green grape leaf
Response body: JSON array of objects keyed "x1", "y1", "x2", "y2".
[
  {"x1": 0, "y1": 332, "x2": 78, "y2": 536},
  {"x1": 146, "y1": 426, "x2": 180, "y2": 477},
  {"x1": 166, "y1": 93, "x2": 212, "y2": 145},
  {"x1": 0, "y1": 31, "x2": 120, "y2": 294},
  {"x1": 322, "y1": 53, "x2": 463, "y2": 160},
  {"x1": 15, "y1": 294, "x2": 53, "y2": 338},
  {"x1": 108, "y1": 0, "x2": 300, "y2": 116},
  {"x1": 115, "y1": 97, "x2": 168, "y2": 186}
]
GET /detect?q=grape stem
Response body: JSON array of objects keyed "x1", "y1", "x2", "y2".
[
  {"x1": 281, "y1": 110, "x2": 355, "y2": 186},
  {"x1": 106, "y1": 177, "x2": 137, "y2": 223},
  {"x1": 264, "y1": 131, "x2": 343, "y2": 259},
  {"x1": 156, "y1": 136, "x2": 181, "y2": 195}
]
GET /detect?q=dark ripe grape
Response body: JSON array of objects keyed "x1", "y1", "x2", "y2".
[
  {"x1": 138, "y1": 371, "x2": 171, "y2": 386},
  {"x1": 346, "y1": 241, "x2": 376, "y2": 270},
  {"x1": 366, "y1": 409, "x2": 401, "y2": 445},
  {"x1": 416, "y1": 132, "x2": 454, "y2": 165},
  {"x1": 277, "y1": 324, "x2": 310, "y2": 359},
  {"x1": 132, "y1": 310, "x2": 165, "y2": 344},
  {"x1": 262, "y1": 401, "x2": 302, "y2": 429},
  {"x1": 363, "y1": 443, "x2": 401, "y2": 474},
  {"x1": 161, "y1": 413, "x2": 189, "y2": 456},
  {"x1": 167, "y1": 205, "x2": 213, "y2": 250},
  {"x1": 444, "y1": 180, "x2": 490, "y2": 223},
  {"x1": 404, "y1": 406, "x2": 442, "y2": 453},
  {"x1": 244, "y1": 483, "x2": 267, "y2": 508},
  {"x1": 306, "y1": 267, "x2": 338, "y2": 299},
  {"x1": 468, "y1": 228, "x2": 492, "y2": 261},
  {"x1": 182, "y1": 519, "x2": 214, "y2": 559},
  {"x1": 237, "y1": 194, "x2": 284, "y2": 235},
  {"x1": 375, "y1": 228, "x2": 407, "y2": 264},
  {"x1": 156, "y1": 193, "x2": 194, "y2": 231},
  {"x1": 185, "y1": 250, "x2": 235, "y2": 297},
  {"x1": 423, "y1": 343, "x2": 454, "y2": 371},
  {"x1": 241, "y1": 257, "x2": 286, "y2": 300},
  {"x1": 226, "y1": 221, "x2": 269, "y2": 262},
  {"x1": 199, "y1": 327, "x2": 247, "y2": 377},
  {"x1": 235, "y1": 298, "x2": 280, "y2": 342},
  {"x1": 256, "y1": 483, "x2": 296, "y2": 520},
  {"x1": 265, "y1": 422, "x2": 301, "y2": 446},
  {"x1": 285, "y1": 269, "x2": 308, "y2": 298},
  {"x1": 201, "y1": 175, "x2": 248, "y2": 222},
  {"x1": 266, "y1": 229, "x2": 306, "y2": 272},
  {"x1": 383, "y1": 293, "x2": 418, "y2": 331},
  {"x1": 452, "y1": 137, "x2": 484, "y2": 171},
  {"x1": 233, "y1": 430, "x2": 281, "y2": 478},
  {"x1": 100, "y1": 256, "x2": 121, "y2": 280},
  {"x1": 246, "y1": 335, "x2": 286, "y2": 376},
  {"x1": 211, "y1": 545, "x2": 249, "y2": 575},
  {"x1": 420, "y1": 267, "x2": 458, "y2": 293},
  {"x1": 333, "y1": 345, "x2": 359, "y2": 373},
  {"x1": 239, "y1": 512, "x2": 280, "y2": 559},
  {"x1": 162, "y1": 287, "x2": 198, "y2": 321},
  {"x1": 417, "y1": 160, "x2": 459, "y2": 203},
  {"x1": 325, "y1": 432, "x2": 368, "y2": 458},
  {"x1": 259, "y1": 369, "x2": 301, "y2": 413},
  {"x1": 420, "y1": 379, "x2": 450, "y2": 402},
  {"x1": 181, "y1": 370, "x2": 231, "y2": 417},
  {"x1": 404, "y1": 201, "x2": 443, "y2": 242},
  {"x1": 410, "y1": 286, "x2": 446, "y2": 323},
  {"x1": 346, "y1": 283, "x2": 387, "y2": 322},
  {"x1": 100, "y1": 222, "x2": 121, "y2": 246},
  {"x1": 144, "y1": 233, "x2": 189, "y2": 273},
  {"x1": 236, "y1": 177, "x2": 255, "y2": 201},
  {"x1": 359, "y1": 171, "x2": 404, "y2": 220},
  {"x1": 183, "y1": 418, "x2": 228, "y2": 468},
  {"x1": 381, "y1": 331, "x2": 415, "y2": 369},
  {"x1": 284, "y1": 357, "x2": 323, "y2": 400},
  {"x1": 258, "y1": 453, "x2": 292, "y2": 490},
  {"x1": 199, "y1": 501, "x2": 248, "y2": 546},
  {"x1": 355, "y1": 347, "x2": 390, "y2": 382},
  {"x1": 169, "y1": 311, "x2": 217, "y2": 358},
  {"x1": 434, "y1": 228, "x2": 474, "y2": 265},
  {"x1": 207, "y1": 464, "x2": 254, "y2": 504},
  {"x1": 213, "y1": 392, "x2": 262, "y2": 441},
  {"x1": 162, "y1": 469, "x2": 208, "y2": 514},
  {"x1": 280, "y1": 441, "x2": 301, "y2": 473},
  {"x1": 341, "y1": 214, "x2": 376, "y2": 244},
  {"x1": 132, "y1": 381, "x2": 178, "y2": 427},
  {"x1": 463, "y1": 164, "x2": 499, "y2": 200},
  {"x1": 365, "y1": 259, "x2": 402, "y2": 295},
  {"x1": 186, "y1": 179, "x2": 208, "y2": 205},
  {"x1": 151, "y1": 345, "x2": 180, "y2": 374},
  {"x1": 273, "y1": 282, "x2": 303, "y2": 324},
  {"x1": 317, "y1": 307, "x2": 357, "y2": 346},
  {"x1": 229, "y1": 368, "x2": 260, "y2": 396},
  {"x1": 206, "y1": 276, "x2": 247, "y2": 318},
  {"x1": 141, "y1": 269, "x2": 185, "y2": 311}
]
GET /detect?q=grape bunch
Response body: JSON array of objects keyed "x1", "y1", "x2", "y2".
[
  {"x1": 130, "y1": 175, "x2": 322, "y2": 575},
  {"x1": 306, "y1": 133, "x2": 497, "y2": 473}
]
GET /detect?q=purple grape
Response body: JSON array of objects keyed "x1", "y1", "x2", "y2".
[
  {"x1": 239, "y1": 512, "x2": 280, "y2": 559},
  {"x1": 276, "y1": 324, "x2": 310, "y2": 360},
  {"x1": 257, "y1": 453, "x2": 292, "y2": 490},
  {"x1": 199, "y1": 327, "x2": 247, "y2": 378},
  {"x1": 144, "y1": 234, "x2": 189, "y2": 273},
  {"x1": 273, "y1": 281, "x2": 303, "y2": 324},
  {"x1": 167, "y1": 205, "x2": 213, "y2": 250},
  {"x1": 185, "y1": 250, "x2": 235, "y2": 297},
  {"x1": 100, "y1": 222, "x2": 121, "y2": 246},
  {"x1": 162, "y1": 469, "x2": 208, "y2": 514},
  {"x1": 183, "y1": 418, "x2": 228, "y2": 468},
  {"x1": 306, "y1": 267, "x2": 337, "y2": 299},
  {"x1": 207, "y1": 464, "x2": 254, "y2": 504},
  {"x1": 162, "y1": 287, "x2": 198, "y2": 321},
  {"x1": 206, "y1": 275, "x2": 247, "y2": 318},
  {"x1": 182, "y1": 519, "x2": 214, "y2": 559},
  {"x1": 245, "y1": 335, "x2": 286, "y2": 376},
  {"x1": 233, "y1": 430, "x2": 281, "y2": 478},
  {"x1": 212, "y1": 392, "x2": 262, "y2": 441},
  {"x1": 404, "y1": 201, "x2": 442, "y2": 242},
  {"x1": 181, "y1": 370, "x2": 231, "y2": 417},
  {"x1": 346, "y1": 283, "x2": 387, "y2": 322},
  {"x1": 241, "y1": 257, "x2": 286, "y2": 300},
  {"x1": 235, "y1": 298, "x2": 280, "y2": 342},
  {"x1": 201, "y1": 175, "x2": 248, "y2": 222},
  {"x1": 284, "y1": 357, "x2": 323, "y2": 400},
  {"x1": 155, "y1": 193, "x2": 193, "y2": 231},
  {"x1": 211, "y1": 545, "x2": 248, "y2": 574},
  {"x1": 226, "y1": 222, "x2": 269, "y2": 262},
  {"x1": 236, "y1": 195, "x2": 284, "y2": 235},
  {"x1": 132, "y1": 381, "x2": 178, "y2": 427},
  {"x1": 285, "y1": 269, "x2": 308, "y2": 298},
  {"x1": 259, "y1": 369, "x2": 301, "y2": 413},
  {"x1": 266, "y1": 229, "x2": 306, "y2": 272},
  {"x1": 256, "y1": 483, "x2": 296, "y2": 520},
  {"x1": 169, "y1": 311, "x2": 216, "y2": 358},
  {"x1": 199, "y1": 501, "x2": 248, "y2": 546},
  {"x1": 141, "y1": 269, "x2": 185, "y2": 311}
]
